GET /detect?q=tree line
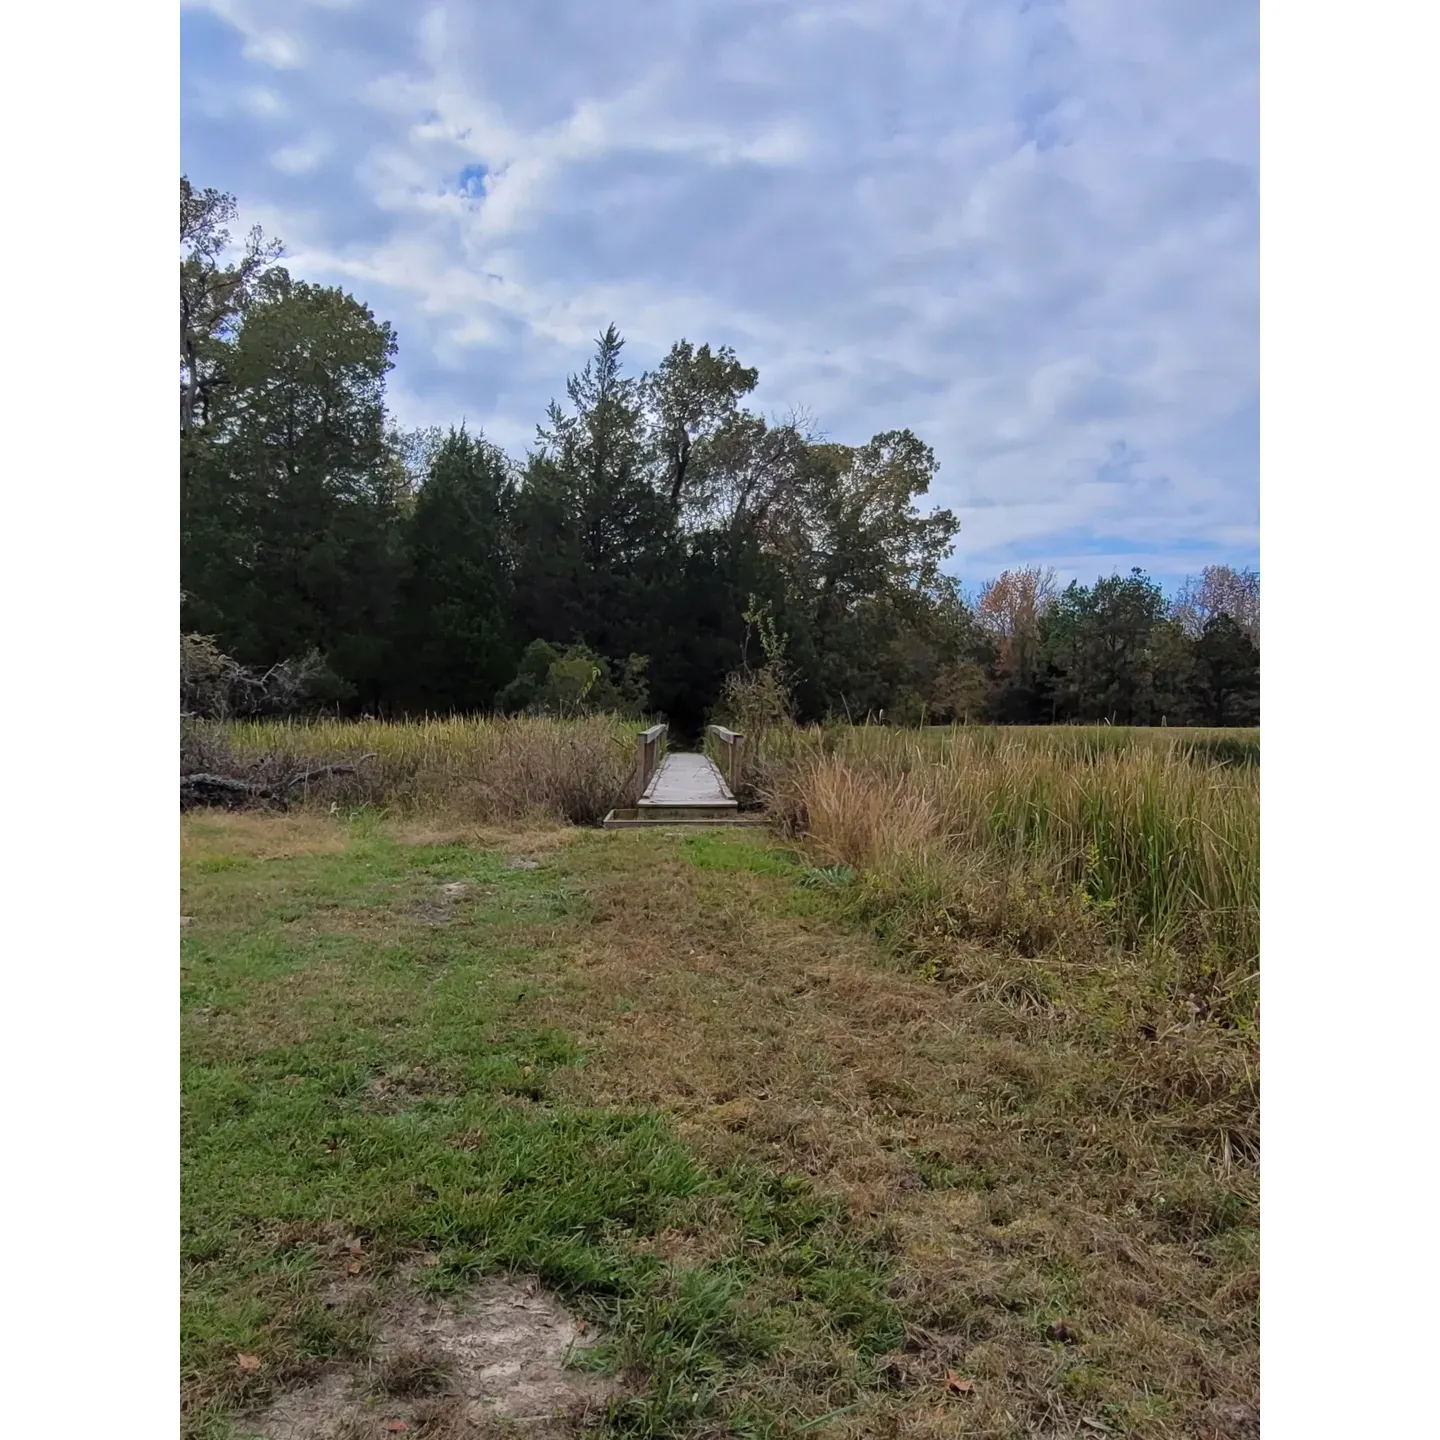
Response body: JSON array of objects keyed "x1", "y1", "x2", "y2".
[{"x1": 181, "y1": 177, "x2": 1259, "y2": 731}]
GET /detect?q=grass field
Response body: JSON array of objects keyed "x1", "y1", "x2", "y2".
[{"x1": 182, "y1": 723, "x2": 1259, "y2": 1439}]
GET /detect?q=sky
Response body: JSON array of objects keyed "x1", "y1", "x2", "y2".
[{"x1": 180, "y1": 0, "x2": 1258, "y2": 594}]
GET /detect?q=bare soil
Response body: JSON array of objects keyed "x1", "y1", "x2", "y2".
[{"x1": 241, "y1": 1272, "x2": 613, "y2": 1439}]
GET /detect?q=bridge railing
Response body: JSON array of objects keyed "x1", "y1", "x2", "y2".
[
  {"x1": 634, "y1": 723, "x2": 667, "y2": 798},
  {"x1": 706, "y1": 724, "x2": 745, "y2": 795}
]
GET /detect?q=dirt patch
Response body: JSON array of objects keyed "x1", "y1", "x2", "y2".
[
  {"x1": 404, "y1": 899, "x2": 460, "y2": 926},
  {"x1": 364, "y1": 1066, "x2": 461, "y2": 1112},
  {"x1": 243, "y1": 1274, "x2": 613, "y2": 1438},
  {"x1": 506, "y1": 857, "x2": 541, "y2": 871}
]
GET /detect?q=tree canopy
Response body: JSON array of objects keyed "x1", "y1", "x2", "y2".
[{"x1": 181, "y1": 178, "x2": 1258, "y2": 729}]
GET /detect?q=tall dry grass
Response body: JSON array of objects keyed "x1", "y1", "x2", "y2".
[
  {"x1": 183, "y1": 714, "x2": 640, "y2": 826},
  {"x1": 761, "y1": 725, "x2": 1259, "y2": 1023}
]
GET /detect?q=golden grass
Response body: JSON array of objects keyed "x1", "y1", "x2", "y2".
[
  {"x1": 180, "y1": 810, "x2": 354, "y2": 862},
  {"x1": 181, "y1": 716, "x2": 1259, "y2": 1434},
  {"x1": 180, "y1": 809, "x2": 578, "y2": 863},
  {"x1": 745, "y1": 724, "x2": 1260, "y2": 1417},
  {"x1": 189, "y1": 714, "x2": 640, "y2": 825},
  {"x1": 759, "y1": 725, "x2": 1259, "y2": 1022}
]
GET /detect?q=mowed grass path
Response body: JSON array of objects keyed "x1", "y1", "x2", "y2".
[{"x1": 182, "y1": 814, "x2": 1257, "y2": 1440}]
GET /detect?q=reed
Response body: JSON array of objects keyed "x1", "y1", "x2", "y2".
[
  {"x1": 185, "y1": 714, "x2": 640, "y2": 826},
  {"x1": 760, "y1": 724, "x2": 1260, "y2": 1021}
]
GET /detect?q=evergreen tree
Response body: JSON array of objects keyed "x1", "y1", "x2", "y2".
[
  {"x1": 392, "y1": 427, "x2": 516, "y2": 713},
  {"x1": 1190, "y1": 615, "x2": 1261, "y2": 726},
  {"x1": 1041, "y1": 570, "x2": 1169, "y2": 723},
  {"x1": 511, "y1": 326, "x2": 679, "y2": 664}
]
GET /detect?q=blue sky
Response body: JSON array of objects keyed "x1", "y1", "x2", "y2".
[{"x1": 180, "y1": 0, "x2": 1257, "y2": 593}]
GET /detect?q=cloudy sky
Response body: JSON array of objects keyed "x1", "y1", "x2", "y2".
[{"x1": 181, "y1": 0, "x2": 1257, "y2": 592}]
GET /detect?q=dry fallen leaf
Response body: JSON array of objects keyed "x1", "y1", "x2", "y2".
[
  {"x1": 347, "y1": 1239, "x2": 363, "y2": 1254},
  {"x1": 347, "y1": 1262, "x2": 362, "y2": 1275},
  {"x1": 236, "y1": 1353, "x2": 261, "y2": 1373},
  {"x1": 384, "y1": 1422, "x2": 408, "y2": 1434},
  {"x1": 944, "y1": 1370, "x2": 973, "y2": 1395}
]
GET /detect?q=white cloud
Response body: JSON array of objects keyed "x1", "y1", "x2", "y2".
[
  {"x1": 182, "y1": 0, "x2": 306, "y2": 68},
  {"x1": 270, "y1": 135, "x2": 331, "y2": 174},
  {"x1": 241, "y1": 87, "x2": 286, "y2": 118},
  {"x1": 242, "y1": 31, "x2": 304, "y2": 69},
  {"x1": 182, "y1": 0, "x2": 1258, "y2": 582}
]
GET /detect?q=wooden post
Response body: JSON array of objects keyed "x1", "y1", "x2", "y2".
[
  {"x1": 634, "y1": 723, "x2": 666, "y2": 798},
  {"x1": 706, "y1": 725, "x2": 744, "y2": 795}
]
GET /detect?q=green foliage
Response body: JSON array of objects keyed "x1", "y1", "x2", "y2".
[
  {"x1": 1190, "y1": 614, "x2": 1261, "y2": 726},
  {"x1": 181, "y1": 242, "x2": 405, "y2": 706},
  {"x1": 496, "y1": 640, "x2": 650, "y2": 719},
  {"x1": 391, "y1": 426, "x2": 516, "y2": 713},
  {"x1": 179, "y1": 175, "x2": 283, "y2": 433},
  {"x1": 1040, "y1": 569, "x2": 1170, "y2": 724},
  {"x1": 179, "y1": 176, "x2": 1259, "y2": 731}
]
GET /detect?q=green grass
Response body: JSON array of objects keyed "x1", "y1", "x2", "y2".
[
  {"x1": 182, "y1": 829, "x2": 901, "y2": 1439},
  {"x1": 758, "y1": 724, "x2": 1259, "y2": 1018},
  {"x1": 184, "y1": 791, "x2": 1258, "y2": 1439}
]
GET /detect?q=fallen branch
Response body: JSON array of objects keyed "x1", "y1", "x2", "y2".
[
  {"x1": 180, "y1": 754, "x2": 377, "y2": 806},
  {"x1": 180, "y1": 772, "x2": 267, "y2": 796},
  {"x1": 280, "y1": 755, "x2": 378, "y2": 789}
]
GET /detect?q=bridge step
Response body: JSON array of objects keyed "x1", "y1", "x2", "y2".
[{"x1": 602, "y1": 806, "x2": 766, "y2": 830}]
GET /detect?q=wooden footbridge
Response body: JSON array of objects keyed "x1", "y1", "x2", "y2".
[{"x1": 603, "y1": 725, "x2": 765, "y2": 829}]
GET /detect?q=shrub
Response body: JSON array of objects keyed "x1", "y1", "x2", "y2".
[
  {"x1": 181, "y1": 632, "x2": 352, "y2": 719},
  {"x1": 495, "y1": 641, "x2": 650, "y2": 719}
]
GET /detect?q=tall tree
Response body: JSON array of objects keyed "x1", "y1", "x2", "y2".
[
  {"x1": 642, "y1": 340, "x2": 760, "y2": 515},
  {"x1": 976, "y1": 565, "x2": 1058, "y2": 721},
  {"x1": 1190, "y1": 615, "x2": 1260, "y2": 726},
  {"x1": 773, "y1": 431, "x2": 959, "y2": 717},
  {"x1": 181, "y1": 267, "x2": 405, "y2": 703},
  {"x1": 1041, "y1": 570, "x2": 1169, "y2": 723},
  {"x1": 391, "y1": 428, "x2": 516, "y2": 713},
  {"x1": 1172, "y1": 565, "x2": 1260, "y2": 646},
  {"x1": 511, "y1": 326, "x2": 679, "y2": 664},
  {"x1": 180, "y1": 177, "x2": 282, "y2": 434},
  {"x1": 1145, "y1": 617, "x2": 1201, "y2": 726}
]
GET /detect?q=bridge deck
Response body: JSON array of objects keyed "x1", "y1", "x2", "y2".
[{"x1": 639, "y1": 751, "x2": 736, "y2": 809}]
